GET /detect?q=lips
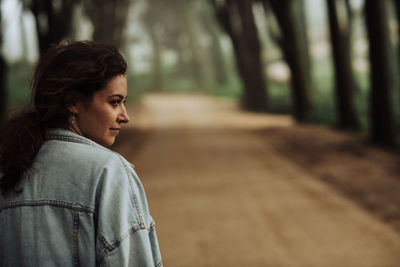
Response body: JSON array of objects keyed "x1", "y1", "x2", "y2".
[{"x1": 110, "y1": 128, "x2": 120, "y2": 133}]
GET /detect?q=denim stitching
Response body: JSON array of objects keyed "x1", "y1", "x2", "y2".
[
  {"x1": 0, "y1": 200, "x2": 94, "y2": 213},
  {"x1": 148, "y1": 220, "x2": 155, "y2": 232},
  {"x1": 47, "y1": 134, "x2": 108, "y2": 151},
  {"x1": 97, "y1": 233, "x2": 114, "y2": 251},
  {"x1": 117, "y1": 155, "x2": 145, "y2": 227},
  {"x1": 45, "y1": 129, "x2": 152, "y2": 264},
  {"x1": 1, "y1": 200, "x2": 88, "y2": 266},
  {"x1": 110, "y1": 224, "x2": 145, "y2": 248},
  {"x1": 96, "y1": 224, "x2": 145, "y2": 258},
  {"x1": 46, "y1": 130, "x2": 134, "y2": 168},
  {"x1": 96, "y1": 233, "x2": 112, "y2": 266},
  {"x1": 72, "y1": 208, "x2": 80, "y2": 267}
]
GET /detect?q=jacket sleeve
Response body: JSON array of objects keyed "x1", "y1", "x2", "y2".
[
  {"x1": 95, "y1": 155, "x2": 162, "y2": 267},
  {"x1": 99, "y1": 219, "x2": 162, "y2": 267}
]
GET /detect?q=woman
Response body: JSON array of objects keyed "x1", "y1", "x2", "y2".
[{"x1": 0, "y1": 41, "x2": 162, "y2": 267}]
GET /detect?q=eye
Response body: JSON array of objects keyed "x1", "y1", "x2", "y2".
[{"x1": 110, "y1": 100, "x2": 121, "y2": 107}]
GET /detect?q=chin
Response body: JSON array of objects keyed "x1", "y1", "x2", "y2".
[{"x1": 104, "y1": 138, "x2": 116, "y2": 147}]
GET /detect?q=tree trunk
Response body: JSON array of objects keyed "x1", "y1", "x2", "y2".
[
  {"x1": 84, "y1": 0, "x2": 130, "y2": 49},
  {"x1": 213, "y1": 0, "x2": 267, "y2": 111},
  {"x1": 365, "y1": 0, "x2": 397, "y2": 147},
  {"x1": 0, "y1": 3, "x2": 7, "y2": 123},
  {"x1": 266, "y1": 0, "x2": 312, "y2": 121},
  {"x1": 0, "y1": 57, "x2": 6, "y2": 123},
  {"x1": 174, "y1": 39, "x2": 191, "y2": 77},
  {"x1": 30, "y1": 0, "x2": 76, "y2": 55},
  {"x1": 201, "y1": 2, "x2": 228, "y2": 84},
  {"x1": 326, "y1": 0, "x2": 359, "y2": 130},
  {"x1": 19, "y1": 10, "x2": 29, "y2": 61},
  {"x1": 297, "y1": 0, "x2": 311, "y2": 73},
  {"x1": 176, "y1": 0, "x2": 205, "y2": 88},
  {"x1": 144, "y1": 18, "x2": 164, "y2": 91},
  {"x1": 392, "y1": 0, "x2": 400, "y2": 107}
]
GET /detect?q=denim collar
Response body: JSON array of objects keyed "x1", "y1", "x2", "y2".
[
  {"x1": 46, "y1": 128, "x2": 111, "y2": 152},
  {"x1": 46, "y1": 128, "x2": 134, "y2": 168}
]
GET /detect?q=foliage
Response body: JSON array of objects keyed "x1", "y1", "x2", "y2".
[
  {"x1": 3, "y1": 0, "x2": 400, "y2": 144},
  {"x1": 6, "y1": 61, "x2": 33, "y2": 108}
]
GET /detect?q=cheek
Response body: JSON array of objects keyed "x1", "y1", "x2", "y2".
[
  {"x1": 80, "y1": 108, "x2": 109, "y2": 129},
  {"x1": 94, "y1": 107, "x2": 118, "y2": 128}
]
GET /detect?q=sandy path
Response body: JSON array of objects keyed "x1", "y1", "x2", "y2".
[{"x1": 116, "y1": 93, "x2": 400, "y2": 267}]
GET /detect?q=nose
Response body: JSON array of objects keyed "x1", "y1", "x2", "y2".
[{"x1": 118, "y1": 105, "x2": 130, "y2": 124}]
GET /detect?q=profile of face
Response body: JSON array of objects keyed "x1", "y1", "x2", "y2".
[{"x1": 68, "y1": 75, "x2": 130, "y2": 147}]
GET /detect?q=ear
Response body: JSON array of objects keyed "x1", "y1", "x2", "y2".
[
  {"x1": 65, "y1": 92, "x2": 80, "y2": 114},
  {"x1": 67, "y1": 103, "x2": 79, "y2": 114}
]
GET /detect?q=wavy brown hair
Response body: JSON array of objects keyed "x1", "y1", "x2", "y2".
[{"x1": 0, "y1": 41, "x2": 127, "y2": 196}]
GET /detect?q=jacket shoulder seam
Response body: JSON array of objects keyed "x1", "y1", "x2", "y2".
[
  {"x1": 0, "y1": 199, "x2": 94, "y2": 213},
  {"x1": 116, "y1": 154, "x2": 145, "y2": 226}
]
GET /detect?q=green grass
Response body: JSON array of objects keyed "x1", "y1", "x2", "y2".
[
  {"x1": 204, "y1": 75, "x2": 242, "y2": 99},
  {"x1": 266, "y1": 81, "x2": 291, "y2": 114},
  {"x1": 6, "y1": 61, "x2": 34, "y2": 108}
]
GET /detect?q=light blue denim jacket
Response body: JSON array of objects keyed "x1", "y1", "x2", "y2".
[{"x1": 0, "y1": 128, "x2": 162, "y2": 267}]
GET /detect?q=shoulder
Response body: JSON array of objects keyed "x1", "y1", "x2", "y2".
[
  {"x1": 43, "y1": 128, "x2": 134, "y2": 171},
  {"x1": 93, "y1": 150, "x2": 152, "y2": 244},
  {"x1": 32, "y1": 137, "x2": 137, "y2": 205},
  {"x1": 41, "y1": 137, "x2": 132, "y2": 172}
]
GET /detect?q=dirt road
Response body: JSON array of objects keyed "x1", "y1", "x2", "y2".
[{"x1": 114, "y1": 93, "x2": 400, "y2": 267}]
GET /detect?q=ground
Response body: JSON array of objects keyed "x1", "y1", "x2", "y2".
[{"x1": 112, "y1": 93, "x2": 400, "y2": 267}]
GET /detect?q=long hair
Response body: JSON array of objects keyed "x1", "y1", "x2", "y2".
[{"x1": 0, "y1": 41, "x2": 127, "y2": 196}]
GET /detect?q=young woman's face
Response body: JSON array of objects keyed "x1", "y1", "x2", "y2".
[{"x1": 69, "y1": 75, "x2": 130, "y2": 147}]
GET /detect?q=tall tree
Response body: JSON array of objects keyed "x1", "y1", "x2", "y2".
[
  {"x1": 142, "y1": 0, "x2": 164, "y2": 91},
  {"x1": 142, "y1": 0, "x2": 209, "y2": 90},
  {"x1": 84, "y1": 0, "x2": 130, "y2": 49},
  {"x1": 0, "y1": 0, "x2": 7, "y2": 123},
  {"x1": 263, "y1": 0, "x2": 312, "y2": 121},
  {"x1": 365, "y1": 0, "x2": 397, "y2": 147},
  {"x1": 176, "y1": 0, "x2": 205, "y2": 87},
  {"x1": 200, "y1": 1, "x2": 228, "y2": 84},
  {"x1": 327, "y1": 0, "x2": 359, "y2": 130},
  {"x1": 392, "y1": 0, "x2": 400, "y2": 106},
  {"x1": 19, "y1": 4, "x2": 29, "y2": 61},
  {"x1": 212, "y1": 0, "x2": 267, "y2": 111},
  {"x1": 30, "y1": 0, "x2": 77, "y2": 55}
]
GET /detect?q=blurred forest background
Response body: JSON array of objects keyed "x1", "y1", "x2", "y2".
[{"x1": 0, "y1": 0, "x2": 400, "y2": 148}]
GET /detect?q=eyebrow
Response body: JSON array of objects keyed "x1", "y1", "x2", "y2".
[{"x1": 108, "y1": 94, "x2": 127, "y2": 99}]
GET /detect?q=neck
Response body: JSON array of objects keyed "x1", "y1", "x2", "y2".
[{"x1": 67, "y1": 123, "x2": 84, "y2": 137}]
